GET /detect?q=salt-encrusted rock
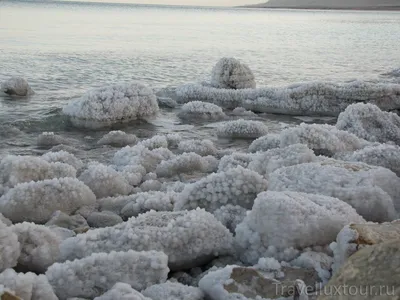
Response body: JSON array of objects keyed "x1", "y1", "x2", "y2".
[
  {"x1": 0, "y1": 177, "x2": 96, "y2": 224},
  {"x1": 139, "y1": 135, "x2": 169, "y2": 150},
  {"x1": 212, "y1": 205, "x2": 247, "y2": 234},
  {"x1": 42, "y1": 151, "x2": 84, "y2": 171},
  {"x1": 59, "y1": 209, "x2": 233, "y2": 271},
  {"x1": 217, "y1": 152, "x2": 253, "y2": 172},
  {"x1": 46, "y1": 250, "x2": 169, "y2": 300},
  {"x1": 157, "y1": 96, "x2": 177, "y2": 108},
  {"x1": 178, "y1": 139, "x2": 217, "y2": 156},
  {"x1": 330, "y1": 221, "x2": 400, "y2": 273},
  {"x1": 140, "y1": 180, "x2": 162, "y2": 192},
  {"x1": 290, "y1": 251, "x2": 333, "y2": 284},
  {"x1": 37, "y1": 132, "x2": 70, "y2": 147},
  {"x1": 337, "y1": 143, "x2": 400, "y2": 176},
  {"x1": 1, "y1": 291, "x2": 22, "y2": 300},
  {"x1": 155, "y1": 152, "x2": 215, "y2": 178},
  {"x1": 269, "y1": 160, "x2": 400, "y2": 222},
  {"x1": 235, "y1": 191, "x2": 365, "y2": 264},
  {"x1": 78, "y1": 163, "x2": 131, "y2": 198},
  {"x1": 178, "y1": 101, "x2": 226, "y2": 120},
  {"x1": 62, "y1": 82, "x2": 159, "y2": 128},
  {"x1": 97, "y1": 130, "x2": 138, "y2": 147},
  {"x1": 48, "y1": 226, "x2": 76, "y2": 240},
  {"x1": 87, "y1": 211, "x2": 123, "y2": 228},
  {"x1": 10, "y1": 222, "x2": 60, "y2": 273},
  {"x1": 232, "y1": 107, "x2": 258, "y2": 117},
  {"x1": 320, "y1": 240, "x2": 400, "y2": 300},
  {"x1": 336, "y1": 103, "x2": 400, "y2": 144},
  {"x1": 216, "y1": 119, "x2": 268, "y2": 139},
  {"x1": 210, "y1": 57, "x2": 256, "y2": 90},
  {"x1": 142, "y1": 282, "x2": 204, "y2": 300},
  {"x1": 248, "y1": 134, "x2": 281, "y2": 153},
  {"x1": 119, "y1": 192, "x2": 177, "y2": 219},
  {"x1": 166, "y1": 133, "x2": 182, "y2": 149},
  {"x1": 74, "y1": 203, "x2": 99, "y2": 220},
  {"x1": 199, "y1": 266, "x2": 309, "y2": 300},
  {"x1": 0, "y1": 213, "x2": 12, "y2": 226},
  {"x1": 0, "y1": 269, "x2": 58, "y2": 300},
  {"x1": 113, "y1": 144, "x2": 174, "y2": 173},
  {"x1": 0, "y1": 155, "x2": 76, "y2": 190},
  {"x1": 45, "y1": 210, "x2": 89, "y2": 232},
  {"x1": 0, "y1": 220, "x2": 20, "y2": 272},
  {"x1": 1, "y1": 77, "x2": 34, "y2": 96},
  {"x1": 175, "y1": 166, "x2": 267, "y2": 212},
  {"x1": 94, "y1": 283, "x2": 151, "y2": 300}
]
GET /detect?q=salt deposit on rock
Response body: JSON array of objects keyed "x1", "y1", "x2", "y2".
[
  {"x1": 337, "y1": 143, "x2": 400, "y2": 176},
  {"x1": 175, "y1": 166, "x2": 267, "y2": 211},
  {"x1": 41, "y1": 151, "x2": 84, "y2": 170},
  {"x1": 97, "y1": 130, "x2": 138, "y2": 147},
  {"x1": 177, "y1": 80, "x2": 400, "y2": 115},
  {"x1": 178, "y1": 101, "x2": 226, "y2": 120},
  {"x1": 62, "y1": 82, "x2": 159, "y2": 128},
  {"x1": 142, "y1": 282, "x2": 204, "y2": 300},
  {"x1": 166, "y1": 133, "x2": 182, "y2": 149},
  {"x1": 210, "y1": 57, "x2": 256, "y2": 90},
  {"x1": 155, "y1": 152, "x2": 216, "y2": 178},
  {"x1": 231, "y1": 107, "x2": 258, "y2": 117},
  {"x1": 217, "y1": 152, "x2": 253, "y2": 172},
  {"x1": 0, "y1": 220, "x2": 20, "y2": 272},
  {"x1": 45, "y1": 211, "x2": 89, "y2": 232},
  {"x1": 139, "y1": 135, "x2": 169, "y2": 150},
  {"x1": 87, "y1": 211, "x2": 123, "y2": 228},
  {"x1": 0, "y1": 177, "x2": 96, "y2": 224},
  {"x1": 290, "y1": 251, "x2": 333, "y2": 284},
  {"x1": 248, "y1": 134, "x2": 281, "y2": 153},
  {"x1": 157, "y1": 96, "x2": 177, "y2": 108},
  {"x1": 37, "y1": 132, "x2": 70, "y2": 147},
  {"x1": 0, "y1": 269, "x2": 58, "y2": 300},
  {"x1": 216, "y1": 119, "x2": 268, "y2": 139},
  {"x1": 140, "y1": 179, "x2": 162, "y2": 192},
  {"x1": 94, "y1": 283, "x2": 151, "y2": 300},
  {"x1": 336, "y1": 103, "x2": 400, "y2": 144},
  {"x1": 178, "y1": 139, "x2": 217, "y2": 156},
  {"x1": 0, "y1": 213, "x2": 12, "y2": 226},
  {"x1": 59, "y1": 209, "x2": 233, "y2": 271},
  {"x1": 269, "y1": 160, "x2": 400, "y2": 222},
  {"x1": 0, "y1": 155, "x2": 76, "y2": 190},
  {"x1": 235, "y1": 191, "x2": 365, "y2": 264},
  {"x1": 1, "y1": 77, "x2": 34, "y2": 96},
  {"x1": 212, "y1": 205, "x2": 247, "y2": 234},
  {"x1": 10, "y1": 222, "x2": 60, "y2": 273},
  {"x1": 78, "y1": 163, "x2": 131, "y2": 198},
  {"x1": 120, "y1": 191, "x2": 177, "y2": 219},
  {"x1": 46, "y1": 250, "x2": 169, "y2": 300}
]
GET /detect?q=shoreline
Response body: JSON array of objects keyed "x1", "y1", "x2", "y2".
[{"x1": 239, "y1": 5, "x2": 400, "y2": 11}]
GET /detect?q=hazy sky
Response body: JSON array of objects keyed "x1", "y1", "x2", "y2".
[{"x1": 78, "y1": 0, "x2": 262, "y2": 6}]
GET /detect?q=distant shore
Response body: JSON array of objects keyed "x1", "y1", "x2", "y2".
[{"x1": 240, "y1": 5, "x2": 400, "y2": 11}]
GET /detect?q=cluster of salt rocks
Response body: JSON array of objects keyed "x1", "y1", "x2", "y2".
[{"x1": 1, "y1": 60, "x2": 400, "y2": 300}]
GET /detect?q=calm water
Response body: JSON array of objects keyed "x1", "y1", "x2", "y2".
[{"x1": 1, "y1": 0, "x2": 400, "y2": 159}]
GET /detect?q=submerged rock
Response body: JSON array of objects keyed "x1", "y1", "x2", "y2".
[
  {"x1": 97, "y1": 130, "x2": 138, "y2": 147},
  {"x1": 216, "y1": 119, "x2": 268, "y2": 139},
  {"x1": 1, "y1": 77, "x2": 34, "y2": 96},
  {"x1": 178, "y1": 101, "x2": 226, "y2": 120}
]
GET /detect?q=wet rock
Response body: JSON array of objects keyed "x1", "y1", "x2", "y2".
[{"x1": 319, "y1": 240, "x2": 400, "y2": 300}]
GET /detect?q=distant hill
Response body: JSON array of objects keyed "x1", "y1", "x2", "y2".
[{"x1": 248, "y1": 0, "x2": 400, "y2": 9}]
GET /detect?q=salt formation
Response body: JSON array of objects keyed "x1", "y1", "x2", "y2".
[
  {"x1": 94, "y1": 283, "x2": 152, "y2": 300},
  {"x1": 41, "y1": 150, "x2": 84, "y2": 170},
  {"x1": 62, "y1": 82, "x2": 159, "y2": 128},
  {"x1": 142, "y1": 282, "x2": 204, "y2": 300},
  {"x1": 139, "y1": 135, "x2": 169, "y2": 150},
  {"x1": 0, "y1": 155, "x2": 77, "y2": 190},
  {"x1": 0, "y1": 220, "x2": 20, "y2": 272},
  {"x1": 155, "y1": 152, "x2": 216, "y2": 178},
  {"x1": 78, "y1": 163, "x2": 131, "y2": 198},
  {"x1": 217, "y1": 152, "x2": 253, "y2": 172},
  {"x1": 0, "y1": 268, "x2": 58, "y2": 300},
  {"x1": 178, "y1": 139, "x2": 217, "y2": 156},
  {"x1": 177, "y1": 79, "x2": 400, "y2": 115},
  {"x1": 166, "y1": 133, "x2": 182, "y2": 149},
  {"x1": 140, "y1": 179, "x2": 162, "y2": 192},
  {"x1": 87, "y1": 211, "x2": 123, "y2": 228},
  {"x1": 269, "y1": 160, "x2": 400, "y2": 222},
  {"x1": 336, "y1": 103, "x2": 400, "y2": 144},
  {"x1": 157, "y1": 96, "x2": 177, "y2": 108},
  {"x1": 1, "y1": 77, "x2": 34, "y2": 96},
  {"x1": 0, "y1": 177, "x2": 96, "y2": 223},
  {"x1": 46, "y1": 250, "x2": 169, "y2": 300},
  {"x1": 37, "y1": 132, "x2": 70, "y2": 147},
  {"x1": 119, "y1": 191, "x2": 177, "y2": 219},
  {"x1": 212, "y1": 205, "x2": 247, "y2": 234},
  {"x1": 45, "y1": 210, "x2": 89, "y2": 231},
  {"x1": 337, "y1": 143, "x2": 400, "y2": 176},
  {"x1": 248, "y1": 134, "x2": 281, "y2": 152},
  {"x1": 235, "y1": 191, "x2": 365, "y2": 264},
  {"x1": 210, "y1": 57, "x2": 256, "y2": 89},
  {"x1": 178, "y1": 101, "x2": 226, "y2": 120},
  {"x1": 59, "y1": 209, "x2": 233, "y2": 270},
  {"x1": 175, "y1": 166, "x2": 267, "y2": 211},
  {"x1": 216, "y1": 119, "x2": 268, "y2": 139},
  {"x1": 97, "y1": 130, "x2": 138, "y2": 147},
  {"x1": 10, "y1": 222, "x2": 61, "y2": 273},
  {"x1": 0, "y1": 213, "x2": 12, "y2": 226},
  {"x1": 290, "y1": 251, "x2": 333, "y2": 283}
]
